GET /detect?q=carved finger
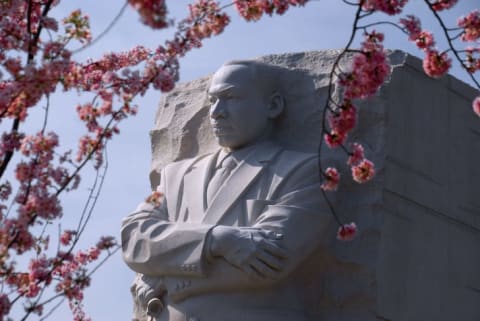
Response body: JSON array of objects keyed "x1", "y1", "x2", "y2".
[
  {"x1": 241, "y1": 263, "x2": 262, "y2": 279},
  {"x1": 255, "y1": 249, "x2": 284, "y2": 271},
  {"x1": 259, "y1": 239, "x2": 288, "y2": 259},
  {"x1": 249, "y1": 259, "x2": 281, "y2": 279},
  {"x1": 261, "y1": 229, "x2": 283, "y2": 240}
]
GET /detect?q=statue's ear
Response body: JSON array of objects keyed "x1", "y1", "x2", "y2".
[{"x1": 267, "y1": 92, "x2": 284, "y2": 119}]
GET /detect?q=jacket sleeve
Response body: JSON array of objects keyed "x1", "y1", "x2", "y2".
[
  {"x1": 121, "y1": 165, "x2": 214, "y2": 278},
  {"x1": 166, "y1": 155, "x2": 334, "y2": 302}
]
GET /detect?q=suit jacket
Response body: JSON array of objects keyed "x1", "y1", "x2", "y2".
[{"x1": 121, "y1": 141, "x2": 334, "y2": 321}]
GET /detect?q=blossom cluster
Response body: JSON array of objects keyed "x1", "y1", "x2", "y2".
[
  {"x1": 430, "y1": 0, "x2": 458, "y2": 12},
  {"x1": 399, "y1": 15, "x2": 451, "y2": 78},
  {"x1": 400, "y1": 10, "x2": 480, "y2": 115},
  {"x1": 339, "y1": 31, "x2": 390, "y2": 100},
  {"x1": 235, "y1": 0, "x2": 309, "y2": 21},
  {"x1": 322, "y1": 31, "x2": 386, "y2": 238},
  {"x1": 63, "y1": 9, "x2": 92, "y2": 44},
  {"x1": 321, "y1": 32, "x2": 380, "y2": 202},
  {"x1": 128, "y1": 0, "x2": 170, "y2": 29},
  {"x1": 0, "y1": 234, "x2": 117, "y2": 320},
  {"x1": 473, "y1": 97, "x2": 480, "y2": 117},
  {"x1": 457, "y1": 10, "x2": 480, "y2": 42},
  {"x1": 145, "y1": 190, "x2": 164, "y2": 207},
  {"x1": 325, "y1": 30, "x2": 388, "y2": 164},
  {"x1": 337, "y1": 222, "x2": 357, "y2": 241},
  {"x1": 361, "y1": 0, "x2": 407, "y2": 15},
  {"x1": 321, "y1": 167, "x2": 340, "y2": 191},
  {"x1": 464, "y1": 47, "x2": 480, "y2": 74}
]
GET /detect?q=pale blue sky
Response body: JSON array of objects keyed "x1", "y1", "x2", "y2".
[{"x1": 11, "y1": 1, "x2": 477, "y2": 320}]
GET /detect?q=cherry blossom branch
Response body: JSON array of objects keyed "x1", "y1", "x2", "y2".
[
  {"x1": 28, "y1": 0, "x2": 56, "y2": 62},
  {"x1": 423, "y1": 0, "x2": 480, "y2": 88},
  {"x1": 0, "y1": 119, "x2": 20, "y2": 178},
  {"x1": 72, "y1": 1, "x2": 129, "y2": 54},
  {"x1": 38, "y1": 297, "x2": 65, "y2": 321},
  {"x1": 72, "y1": 149, "x2": 108, "y2": 245},
  {"x1": 26, "y1": 0, "x2": 34, "y2": 61},
  {"x1": 316, "y1": 4, "x2": 364, "y2": 229},
  {"x1": 4, "y1": 94, "x2": 52, "y2": 251},
  {"x1": 318, "y1": 6, "x2": 363, "y2": 174},
  {"x1": 357, "y1": 21, "x2": 408, "y2": 34},
  {"x1": 0, "y1": 0, "x2": 55, "y2": 180},
  {"x1": 342, "y1": 0, "x2": 360, "y2": 6}
]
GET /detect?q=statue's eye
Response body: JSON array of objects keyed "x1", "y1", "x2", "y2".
[{"x1": 208, "y1": 95, "x2": 217, "y2": 104}]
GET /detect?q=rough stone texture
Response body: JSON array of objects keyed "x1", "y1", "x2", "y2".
[{"x1": 149, "y1": 50, "x2": 480, "y2": 320}]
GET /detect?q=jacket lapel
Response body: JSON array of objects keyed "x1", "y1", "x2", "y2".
[
  {"x1": 202, "y1": 142, "x2": 282, "y2": 225},
  {"x1": 183, "y1": 152, "x2": 217, "y2": 222}
]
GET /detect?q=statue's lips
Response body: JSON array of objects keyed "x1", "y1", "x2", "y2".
[{"x1": 211, "y1": 125, "x2": 232, "y2": 136}]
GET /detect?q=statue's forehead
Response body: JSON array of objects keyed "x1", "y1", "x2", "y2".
[{"x1": 210, "y1": 65, "x2": 254, "y2": 90}]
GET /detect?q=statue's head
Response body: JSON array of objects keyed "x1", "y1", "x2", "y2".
[{"x1": 208, "y1": 60, "x2": 285, "y2": 150}]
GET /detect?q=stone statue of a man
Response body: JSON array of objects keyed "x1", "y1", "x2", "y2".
[{"x1": 121, "y1": 60, "x2": 332, "y2": 321}]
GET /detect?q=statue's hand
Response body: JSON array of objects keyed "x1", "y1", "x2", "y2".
[{"x1": 209, "y1": 226, "x2": 287, "y2": 279}]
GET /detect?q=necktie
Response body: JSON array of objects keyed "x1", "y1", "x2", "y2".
[{"x1": 206, "y1": 155, "x2": 236, "y2": 205}]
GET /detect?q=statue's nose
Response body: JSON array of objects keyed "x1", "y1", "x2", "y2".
[{"x1": 210, "y1": 100, "x2": 227, "y2": 119}]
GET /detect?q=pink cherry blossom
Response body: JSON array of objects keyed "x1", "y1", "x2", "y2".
[
  {"x1": 473, "y1": 96, "x2": 480, "y2": 117},
  {"x1": 145, "y1": 190, "x2": 164, "y2": 207},
  {"x1": 465, "y1": 47, "x2": 480, "y2": 73},
  {"x1": 400, "y1": 15, "x2": 421, "y2": 41},
  {"x1": 40, "y1": 16, "x2": 59, "y2": 32},
  {"x1": 430, "y1": 0, "x2": 458, "y2": 11},
  {"x1": 96, "y1": 236, "x2": 117, "y2": 250},
  {"x1": 324, "y1": 130, "x2": 347, "y2": 148},
  {"x1": 327, "y1": 100, "x2": 357, "y2": 138},
  {"x1": 351, "y1": 159, "x2": 375, "y2": 183},
  {"x1": 152, "y1": 69, "x2": 175, "y2": 92},
  {"x1": 0, "y1": 182, "x2": 11, "y2": 201},
  {"x1": 336, "y1": 222, "x2": 357, "y2": 241},
  {"x1": 415, "y1": 31, "x2": 435, "y2": 50},
  {"x1": 129, "y1": 0, "x2": 169, "y2": 29},
  {"x1": 458, "y1": 10, "x2": 480, "y2": 42},
  {"x1": 63, "y1": 9, "x2": 91, "y2": 43},
  {"x1": 0, "y1": 294, "x2": 11, "y2": 320},
  {"x1": 235, "y1": 0, "x2": 308, "y2": 21},
  {"x1": 422, "y1": 50, "x2": 451, "y2": 78},
  {"x1": 321, "y1": 167, "x2": 340, "y2": 191},
  {"x1": 88, "y1": 247, "x2": 101, "y2": 261},
  {"x1": 188, "y1": 0, "x2": 231, "y2": 38},
  {"x1": 60, "y1": 230, "x2": 77, "y2": 246},
  {"x1": 4, "y1": 57, "x2": 23, "y2": 76},
  {"x1": 348, "y1": 143, "x2": 365, "y2": 166},
  {"x1": 339, "y1": 31, "x2": 390, "y2": 100},
  {"x1": 361, "y1": 0, "x2": 407, "y2": 15},
  {"x1": 28, "y1": 256, "x2": 52, "y2": 285},
  {"x1": 0, "y1": 131, "x2": 24, "y2": 158}
]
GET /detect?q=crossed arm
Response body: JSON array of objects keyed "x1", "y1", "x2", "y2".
[{"x1": 121, "y1": 157, "x2": 330, "y2": 304}]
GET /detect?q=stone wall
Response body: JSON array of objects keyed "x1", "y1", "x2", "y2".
[{"x1": 149, "y1": 50, "x2": 480, "y2": 320}]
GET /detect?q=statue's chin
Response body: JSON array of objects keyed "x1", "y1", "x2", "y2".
[{"x1": 214, "y1": 136, "x2": 237, "y2": 149}]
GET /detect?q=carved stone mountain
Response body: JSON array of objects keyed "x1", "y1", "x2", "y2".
[{"x1": 149, "y1": 50, "x2": 480, "y2": 321}]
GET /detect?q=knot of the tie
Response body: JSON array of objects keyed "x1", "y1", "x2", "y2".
[{"x1": 219, "y1": 154, "x2": 236, "y2": 171}]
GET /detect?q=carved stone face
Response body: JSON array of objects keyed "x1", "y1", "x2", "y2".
[{"x1": 208, "y1": 64, "x2": 273, "y2": 150}]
